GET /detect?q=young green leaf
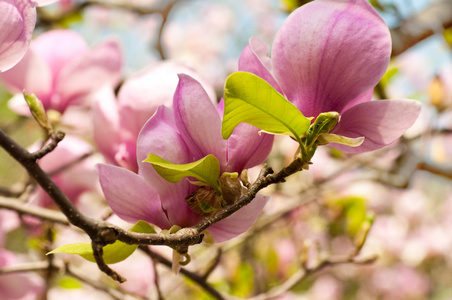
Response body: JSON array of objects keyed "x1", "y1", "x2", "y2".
[
  {"x1": 48, "y1": 220, "x2": 156, "y2": 264},
  {"x1": 143, "y1": 153, "x2": 221, "y2": 194},
  {"x1": 221, "y1": 72, "x2": 312, "y2": 145}
]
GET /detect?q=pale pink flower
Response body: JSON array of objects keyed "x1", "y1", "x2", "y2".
[{"x1": 1, "y1": 29, "x2": 122, "y2": 114}]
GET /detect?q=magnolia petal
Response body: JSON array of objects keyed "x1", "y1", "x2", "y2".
[
  {"x1": 55, "y1": 39, "x2": 122, "y2": 112},
  {"x1": 118, "y1": 61, "x2": 216, "y2": 138},
  {"x1": 0, "y1": 0, "x2": 36, "y2": 72},
  {"x1": 173, "y1": 74, "x2": 227, "y2": 167},
  {"x1": 137, "y1": 106, "x2": 200, "y2": 227},
  {"x1": 208, "y1": 193, "x2": 269, "y2": 243},
  {"x1": 341, "y1": 88, "x2": 373, "y2": 113},
  {"x1": 1, "y1": 49, "x2": 52, "y2": 102},
  {"x1": 331, "y1": 99, "x2": 422, "y2": 154},
  {"x1": 31, "y1": 30, "x2": 87, "y2": 80},
  {"x1": 225, "y1": 122, "x2": 274, "y2": 172},
  {"x1": 271, "y1": 0, "x2": 391, "y2": 118},
  {"x1": 97, "y1": 164, "x2": 171, "y2": 229},
  {"x1": 34, "y1": 0, "x2": 59, "y2": 6},
  {"x1": 92, "y1": 87, "x2": 124, "y2": 167},
  {"x1": 238, "y1": 37, "x2": 283, "y2": 94}
]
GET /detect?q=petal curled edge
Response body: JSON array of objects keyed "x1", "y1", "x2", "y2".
[
  {"x1": 238, "y1": 37, "x2": 283, "y2": 94},
  {"x1": 174, "y1": 74, "x2": 227, "y2": 167},
  {"x1": 137, "y1": 106, "x2": 200, "y2": 227},
  {"x1": 208, "y1": 193, "x2": 269, "y2": 243},
  {"x1": 0, "y1": 0, "x2": 36, "y2": 72},
  {"x1": 97, "y1": 164, "x2": 171, "y2": 229},
  {"x1": 331, "y1": 99, "x2": 422, "y2": 154},
  {"x1": 271, "y1": 0, "x2": 391, "y2": 118}
]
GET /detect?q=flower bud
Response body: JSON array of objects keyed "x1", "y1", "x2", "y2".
[
  {"x1": 218, "y1": 173, "x2": 242, "y2": 206},
  {"x1": 185, "y1": 187, "x2": 220, "y2": 217}
]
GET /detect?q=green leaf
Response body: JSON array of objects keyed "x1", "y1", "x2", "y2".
[
  {"x1": 144, "y1": 153, "x2": 221, "y2": 194},
  {"x1": 48, "y1": 220, "x2": 156, "y2": 264},
  {"x1": 221, "y1": 72, "x2": 311, "y2": 145},
  {"x1": 317, "y1": 133, "x2": 364, "y2": 147}
]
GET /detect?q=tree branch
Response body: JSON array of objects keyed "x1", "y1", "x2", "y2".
[
  {"x1": 390, "y1": 0, "x2": 452, "y2": 57},
  {"x1": 0, "y1": 127, "x2": 312, "y2": 282},
  {"x1": 139, "y1": 246, "x2": 226, "y2": 300},
  {"x1": 0, "y1": 197, "x2": 70, "y2": 225}
]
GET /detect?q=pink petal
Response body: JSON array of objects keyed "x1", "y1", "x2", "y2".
[
  {"x1": 118, "y1": 61, "x2": 217, "y2": 138},
  {"x1": 31, "y1": 30, "x2": 87, "y2": 81},
  {"x1": 208, "y1": 193, "x2": 269, "y2": 243},
  {"x1": 97, "y1": 164, "x2": 171, "y2": 229},
  {"x1": 238, "y1": 37, "x2": 283, "y2": 94},
  {"x1": 0, "y1": 49, "x2": 52, "y2": 103},
  {"x1": 271, "y1": 0, "x2": 391, "y2": 118},
  {"x1": 0, "y1": 0, "x2": 36, "y2": 72},
  {"x1": 173, "y1": 74, "x2": 227, "y2": 167},
  {"x1": 137, "y1": 106, "x2": 200, "y2": 227},
  {"x1": 92, "y1": 87, "x2": 123, "y2": 166},
  {"x1": 341, "y1": 88, "x2": 373, "y2": 113},
  {"x1": 34, "y1": 0, "x2": 59, "y2": 6},
  {"x1": 331, "y1": 99, "x2": 422, "y2": 154},
  {"x1": 55, "y1": 39, "x2": 122, "y2": 112},
  {"x1": 225, "y1": 122, "x2": 274, "y2": 172}
]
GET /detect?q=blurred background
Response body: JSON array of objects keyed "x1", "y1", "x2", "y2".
[{"x1": 1, "y1": 0, "x2": 452, "y2": 299}]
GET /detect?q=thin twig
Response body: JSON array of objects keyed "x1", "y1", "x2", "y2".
[
  {"x1": 0, "y1": 197, "x2": 70, "y2": 225},
  {"x1": 139, "y1": 246, "x2": 226, "y2": 300},
  {"x1": 245, "y1": 255, "x2": 377, "y2": 300},
  {"x1": 30, "y1": 131, "x2": 65, "y2": 161}
]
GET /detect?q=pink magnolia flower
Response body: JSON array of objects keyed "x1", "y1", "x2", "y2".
[
  {"x1": 0, "y1": 0, "x2": 58, "y2": 72},
  {"x1": 0, "y1": 250, "x2": 45, "y2": 300},
  {"x1": 98, "y1": 74, "x2": 274, "y2": 242},
  {"x1": 93, "y1": 61, "x2": 216, "y2": 173},
  {"x1": 0, "y1": 29, "x2": 121, "y2": 114},
  {"x1": 0, "y1": 212, "x2": 44, "y2": 300},
  {"x1": 30, "y1": 136, "x2": 98, "y2": 209},
  {"x1": 239, "y1": 0, "x2": 421, "y2": 154}
]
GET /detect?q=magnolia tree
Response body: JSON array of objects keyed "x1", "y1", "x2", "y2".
[{"x1": 1, "y1": 0, "x2": 451, "y2": 299}]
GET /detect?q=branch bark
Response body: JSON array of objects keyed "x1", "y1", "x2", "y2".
[{"x1": 390, "y1": 0, "x2": 452, "y2": 57}]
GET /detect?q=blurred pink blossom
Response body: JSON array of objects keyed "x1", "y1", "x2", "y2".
[
  {"x1": 0, "y1": 212, "x2": 44, "y2": 300},
  {"x1": 30, "y1": 136, "x2": 99, "y2": 209},
  {"x1": 0, "y1": 29, "x2": 122, "y2": 115}
]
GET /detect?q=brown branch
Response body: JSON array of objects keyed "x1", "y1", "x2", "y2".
[
  {"x1": 245, "y1": 255, "x2": 377, "y2": 300},
  {"x1": 417, "y1": 161, "x2": 452, "y2": 180},
  {"x1": 139, "y1": 246, "x2": 226, "y2": 300},
  {"x1": 155, "y1": 1, "x2": 179, "y2": 60},
  {"x1": 48, "y1": 152, "x2": 93, "y2": 177},
  {"x1": 0, "y1": 198, "x2": 70, "y2": 225},
  {"x1": 30, "y1": 131, "x2": 65, "y2": 160},
  {"x1": 390, "y1": 0, "x2": 452, "y2": 57},
  {"x1": 0, "y1": 127, "x2": 312, "y2": 282}
]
